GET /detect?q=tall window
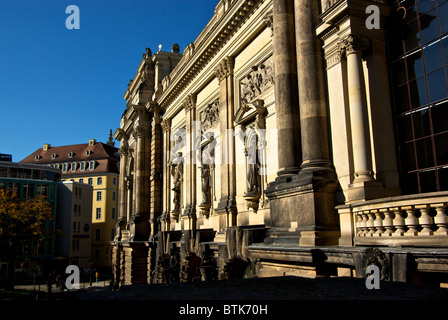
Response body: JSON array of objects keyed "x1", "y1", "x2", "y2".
[
  {"x1": 96, "y1": 208, "x2": 102, "y2": 219},
  {"x1": 96, "y1": 191, "x2": 102, "y2": 201},
  {"x1": 388, "y1": 0, "x2": 448, "y2": 194},
  {"x1": 97, "y1": 177, "x2": 103, "y2": 185}
]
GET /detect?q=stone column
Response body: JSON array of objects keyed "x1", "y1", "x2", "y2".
[
  {"x1": 148, "y1": 102, "x2": 163, "y2": 240},
  {"x1": 273, "y1": 0, "x2": 301, "y2": 176},
  {"x1": 294, "y1": 0, "x2": 332, "y2": 174},
  {"x1": 342, "y1": 34, "x2": 374, "y2": 184},
  {"x1": 116, "y1": 135, "x2": 129, "y2": 241},
  {"x1": 129, "y1": 105, "x2": 151, "y2": 241},
  {"x1": 161, "y1": 118, "x2": 172, "y2": 231},
  {"x1": 265, "y1": 0, "x2": 339, "y2": 247},
  {"x1": 214, "y1": 57, "x2": 237, "y2": 233},
  {"x1": 183, "y1": 94, "x2": 198, "y2": 230}
]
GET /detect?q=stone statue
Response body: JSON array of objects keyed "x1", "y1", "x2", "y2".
[
  {"x1": 171, "y1": 163, "x2": 182, "y2": 213},
  {"x1": 246, "y1": 132, "x2": 260, "y2": 194},
  {"x1": 200, "y1": 164, "x2": 211, "y2": 207}
]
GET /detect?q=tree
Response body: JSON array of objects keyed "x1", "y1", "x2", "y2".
[{"x1": 0, "y1": 188, "x2": 54, "y2": 289}]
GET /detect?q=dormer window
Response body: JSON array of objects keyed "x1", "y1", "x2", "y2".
[
  {"x1": 89, "y1": 160, "x2": 95, "y2": 171},
  {"x1": 86, "y1": 150, "x2": 92, "y2": 156},
  {"x1": 68, "y1": 152, "x2": 74, "y2": 158},
  {"x1": 51, "y1": 153, "x2": 57, "y2": 159},
  {"x1": 62, "y1": 163, "x2": 68, "y2": 173},
  {"x1": 35, "y1": 155, "x2": 41, "y2": 161},
  {"x1": 71, "y1": 162, "x2": 77, "y2": 172},
  {"x1": 80, "y1": 161, "x2": 86, "y2": 171}
]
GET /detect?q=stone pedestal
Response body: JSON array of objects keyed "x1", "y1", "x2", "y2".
[
  {"x1": 122, "y1": 242, "x2": 149, "y2": 285},
  {"x1": 266, "y1": 171, "x2": 340, "y2": 246}
]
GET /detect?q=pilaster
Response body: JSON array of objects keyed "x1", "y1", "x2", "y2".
[
  {"x1": 183, "y1": 94, "x2": 198, "y2": 230},
  {"x1": 214, "y1": 57, "x2": 237, "y2": 233},
  {"x1": 129, "y1": 105, "x2": 151, "y2": 241}
]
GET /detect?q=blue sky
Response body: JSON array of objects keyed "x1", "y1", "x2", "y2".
[{"x1": 0, "y1": 0, "x2": 216, "y2": 161}]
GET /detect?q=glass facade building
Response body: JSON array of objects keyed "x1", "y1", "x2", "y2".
[
  {"x1": 388, "y1": 0, "x2": 448, "y2": 194},
  {"x1": 0, "y1": 162, "x2": 61, "y2": 258}
]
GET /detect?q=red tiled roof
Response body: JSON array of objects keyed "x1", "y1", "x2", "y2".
[{"x1": 21, "y1": 142, "x2": 119, "y2": 175}]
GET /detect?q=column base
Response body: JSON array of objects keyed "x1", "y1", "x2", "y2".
[
  {"x1": 265, "y1": 168, "x2": 339, "y2": 247},
  {"x1": 122, "y1": 242, "x2": 149, "y2": 285},
  {"x1": 128, "y1": 213, "x2": 150, "y2": 241},
  {"x1": 347, "y1": 179, "x2": 386, "y2": 202}
]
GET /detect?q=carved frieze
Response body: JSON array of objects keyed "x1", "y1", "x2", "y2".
[
  {"x1": 240, "y1": 56, "x2": 274, "y2": 105},
  {"x1": 200, "y1": 99, "x2": 220, "y2": 132}
]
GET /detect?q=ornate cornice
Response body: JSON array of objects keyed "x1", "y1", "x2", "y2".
[{"x1": 158, "y1": 0, "x2": 263, "y2": 109}]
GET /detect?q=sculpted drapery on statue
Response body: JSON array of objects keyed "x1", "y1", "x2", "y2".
[{"x1": 170, "y1": 161, "x2": 183, "y2": 216}]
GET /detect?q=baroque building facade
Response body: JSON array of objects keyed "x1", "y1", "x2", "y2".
[{"x1": 113, "y1": 0, "x2": 448, "y2": 286}]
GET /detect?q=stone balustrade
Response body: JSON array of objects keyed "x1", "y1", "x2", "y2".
[{"x1": 338, "y1": 191, "x2": 448, "y2": 247}]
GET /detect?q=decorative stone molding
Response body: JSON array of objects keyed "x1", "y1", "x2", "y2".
[
  {"x1": 214, "y1": 56, "x2": 235, "y2": 82},
  {"x1": 133, "y1": 124, "x2": 150, "y2": 138},
  {"x1": 322, "y1": 0, "x2": 341, "y2": 12},
  {"x1": 161, "y1": 118, "x2": 172, "y2": 133},
  {"x1": 339, "y1": 34, "x2": 370, "y2": 56},
  {"x1": 240, "y1": 55, "x2": 274, "y2": 105},
  {"x1": 183, "y1": 93, "x2": 197, "y2": 113},
  {"x1": 263, "y1": 10, "x2": 273, "y2": 36},
  {"x1": 118, "y1": 144, "x2": 129, "y2": 157},
  {"x1": 200, "y1": 99, "x2": 220, "y2": 132},
  {"x1": 325, "y1": 49, "x2": 343, "y2": 70}
]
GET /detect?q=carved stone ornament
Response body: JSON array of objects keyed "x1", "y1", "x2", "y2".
[
  {"x1": 240, "y1": 56, "x2": 274, "y2": 105},
  {"x1": 200, "y1": 99, "x2": 220, "y2": 133},
  {"x1": 339, "y1": 34, "x2": 370, "y2": 56},
  {"x1": 214, "y1": 57, "x2": 234, "y2": 82},
  {"x1": 183, "y1": 94, "x2": 197, "y2": 113}
]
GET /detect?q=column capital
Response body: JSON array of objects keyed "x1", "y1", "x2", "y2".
[
  {"x1": 214, "y1": 56, "x2": 234, "y2": 82},
  {"x1": 339, "y1": 34, "x2": 370, "y2": 56},
  {"x1": 133, "y1": 122, "x2": 150, "y2": 138},
  {"x1": 118, "y1": 144, "x2": 129, "y2": 157},
  {"x1": 161, "y1": 118, "x2": 172, "y2": 133},
  {"x1": 183, "y1": 93, "x2": 197, "y2": 113}
]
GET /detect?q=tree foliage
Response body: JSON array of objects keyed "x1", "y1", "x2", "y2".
[{"x1": 0, "y1": 188, "x2": 54, "y2": 256}]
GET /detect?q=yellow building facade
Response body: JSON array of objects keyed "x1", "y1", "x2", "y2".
[{"x1": 21, "y1": 134, "x2": 120, "y2": 271}]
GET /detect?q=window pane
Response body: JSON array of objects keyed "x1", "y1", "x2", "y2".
[
  {"x1": 412, "y1": 107, "x2": 431, "y2": 139},
  {"x1": 407, "y1": 49, "x2": 424, "y2": 79},
  {"x1": 391, "y1": 59, "x2": 407, "y2": 86},
  {"x1": 426, "y1": 68, "x2": 448, "y2": 103},
  {"x1": 409, "y1": 76, "x2": 429, "y2": 107},
  {"x1": 443, "y1": 37, "x2": 448, "y2": 65},
  {"x1": 415, "y1": 137, "x2": 434, "y2": 169},
  {"x1": 423, "y1": 39, "x2": 444, "y2": 73},
  {"x1": 419, "y1": 169, "x2": 438, "y2": 192},
  {"x1": 431, "y1": 99, "x2": 448, "y2": 134},
  {"x1": 439, "y1": 2, "x2": 448, "y2": 35},
  {"x1": 395, "y1": 84, "x2": 411, "y2": 113},
  {"x1": 397, "y1": 114, "x2": 414, "y2": 142},
  {"x1": 434, "y1": 132, "x2": 448, "y2": 166},
  {"x1": 420, "y1": 9, "x2": 439, "y2": 44},
  {"x1": 404, "y1": 19, "x2": 421, "y2": 51},
  {"x1": 418, "y1": 0, "x2": 436, "y2": 14},
  {"x1": 437, "y1": 167, "x2": 448, "y2": 191},
  {"x1": 402, "y1": 171, "x2": 420, "y2": 194},
  {"x1": 400, "y1": 142, "x2": 417, "y2": 171}
]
